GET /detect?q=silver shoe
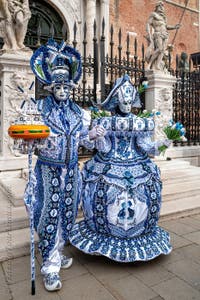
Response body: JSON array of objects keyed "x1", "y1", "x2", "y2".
[
  {"x1": 61, "y1": 255, "x2": 73, "y2": 269},
  {"x1": 43, "y1": 272, "x2": 62, "y2": 291}
]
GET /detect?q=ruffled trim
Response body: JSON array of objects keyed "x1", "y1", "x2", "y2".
[{"x1": 69, "y1": 221, "x2": 172, "y2": 263}]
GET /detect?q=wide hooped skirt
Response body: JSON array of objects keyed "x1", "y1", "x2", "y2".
[{"x1": 69, "y1": 221, "x2": 172, "y2": 263}]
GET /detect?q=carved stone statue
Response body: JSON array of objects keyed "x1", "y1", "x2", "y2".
[
  {"x1": 178, "y1": 52, "x2": 189, "y2": 74},
  {"x1": 145, "y1": 0, "x2": 180, "y2": 71},
  {"x1": 0, "y1": 0, "x2": 31, "y2": 52}
]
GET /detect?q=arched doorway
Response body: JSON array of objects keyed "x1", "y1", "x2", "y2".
[
  {"x1": 25, "y1": 0, "x2": 68, "y2": 49},
  {"x1": 0, "y1": 0, "x2": 67, "y2": 50}
]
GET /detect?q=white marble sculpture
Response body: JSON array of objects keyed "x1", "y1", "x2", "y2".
[
  {"x1": 145, "y1": 0, "x2": 180, "y2": 72},
  {"x1": 0, "y1": 0, "x2": 31, "y2": 52}
]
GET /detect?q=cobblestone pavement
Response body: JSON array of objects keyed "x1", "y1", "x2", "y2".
[{"x1": 2, "y1": 214, "x2": 200, "y2": 300}]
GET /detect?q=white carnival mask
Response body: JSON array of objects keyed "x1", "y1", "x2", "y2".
[
  {"x1": 53, "y1": 83, "x2": 70, "y2": 101},
  {"x1": 118, "y1": 81, "x2": 134, "y2": 114}
]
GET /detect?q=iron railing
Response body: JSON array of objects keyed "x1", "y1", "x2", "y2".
[
  {"x1": 70, "y1": 19, "x2": 146, "y2": 108},
  {"x1": 172, "y1": 55, "x2": 200, "y2": 146}
]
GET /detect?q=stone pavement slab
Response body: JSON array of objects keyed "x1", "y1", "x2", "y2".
[
  {"x1": 129, "y1": 259, "x2": 175, "y2": 287},
  {"x1": 3, "y1": 214, "x2": 200, "y2": 299},
  {"x1": 178, "y1": 216, "x2": 200, "y2": 230},
  {"x1": 58, "y1": 273, "x2": 116, "y2": 300},
  {"x1": 151, "y1": 277, "x2": 200, "y2": 300},
  {"x1": 0, "y1": 264, "x2": 12, "y2": 300},
  {"x1": 191, "y1": 214, "x2": 200, "y2": 221},
  {"x1": 9, "y1": 278, "x2": 61, "y2": 300},
  {"x1": 2, "y1": 255, "x2": 41, "y2": 285},
  {"x1": 159, "y1": 219, "x2": 197, "y2": 235},
  {"x1": 175, "y1": 243, "x2": 200, "y2": 263},
  {"x1": 153, "y1": 248, "x2": 185, "y2": 267},
  {"x1": 164, "y1": 259, "x2": 200, "y2": 291},
  {"x1": 80, "y1": 256, "x2": 133, "y2": 283},
  {"x1": 167, "y1": 231, "x2": 193, "y2": 249},
  {"x1": 182, "y1": 231, "x2": 200, "y2": 245},
  {"x1": 102, "y1": 274, "x2": 157, "y2": 300}
]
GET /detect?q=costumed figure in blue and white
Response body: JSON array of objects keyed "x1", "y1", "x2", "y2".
[
  {"x1": 29, "y1": 39, "x2": 105, "y2": 291},
  {"x1": 69, "y1": 74, "x2": 172, "y2": 262}
]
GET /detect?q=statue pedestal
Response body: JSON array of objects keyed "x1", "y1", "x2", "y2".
[
  {"x1": 0, "y1": 51, "x2": 35, "y2": 172},
  {"x1": 145, "y1": 70, "x2": 177, "y2": 142}
]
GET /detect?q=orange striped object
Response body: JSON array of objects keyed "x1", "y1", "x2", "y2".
[{"x1": 8, "y1": 124, "x2": 50, "y2": 139}]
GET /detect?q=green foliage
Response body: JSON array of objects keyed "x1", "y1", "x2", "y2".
[{"x1": 163, "y1": 126, "x2": 182, "y2": 141}]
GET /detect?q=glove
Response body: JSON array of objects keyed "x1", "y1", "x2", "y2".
[
  {"x1": 162, "y1": 139, "x2": 171, "y2": 148},
  {"x1": 89, "y1": 125, "x2": 106, "y2": 140}
]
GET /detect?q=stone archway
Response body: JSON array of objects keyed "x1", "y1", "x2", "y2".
[{"x1": 25, "y1": 0, "x2": 68, "y2": 50}]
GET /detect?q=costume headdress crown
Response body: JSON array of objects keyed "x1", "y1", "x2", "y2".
[
  {"x1": 30, "y1": 39, "x2": 82, "y2": 86},
  {"x1": 101, "y1": 74, "x2": 141, "y2": 111}
]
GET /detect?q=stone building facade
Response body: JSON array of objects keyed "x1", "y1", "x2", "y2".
[
  {"x1": 1, "y1": 1, "x2": 198, "y2": 61},
  {"x1": 30, "y1": 1, "x2": 199, "y2": 65}
]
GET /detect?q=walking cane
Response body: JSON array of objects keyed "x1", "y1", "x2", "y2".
[
  {"x1": 8, "y1": 124, "x2": 50, "y2": 295},
  {"x1": 27, "y1": 140, "x2": 36, "y2": 295}
]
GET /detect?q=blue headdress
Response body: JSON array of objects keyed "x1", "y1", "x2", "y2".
[
  {"x1": 30, "y1": 39, "x2": 82, "y2": 87},
  {"x1": 101, "y1": 74, "x2": 141, "y2": 112}
]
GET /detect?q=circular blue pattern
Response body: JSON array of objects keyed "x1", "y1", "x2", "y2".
[
  {"x1": 65, "y1": 197, "x2": 72, "y2": 205},
  {"x1": 66, "y1": 183, "x2": 72, "y2": 191},
  {"x1": 50, "y1": 209, "x2": 58, "y2": 217},
  {"x1": 46, "y1": 224, "x2": 54, "y2": 233},
  {"x1": 97, "y1": 190, "x2": 104, "y2": 197},
  {"x1": 151, "y1": 205, "x2": 157, "y2": 213},
  {"x1": 52, "y1": 193, "x2": 59, "y2": 202},
  {"x1": 43, "y1": 240, "x2": 49, "y2": 247},
  {"x1": 67, "y1": 223, "x2": 72, "y2": 230},
  {"x1": 66, "y1": 211, "x2": 72, "y2": 218},
  {"x1": 69, "y1": 170, "x2": 74, "y2": 177},
  {"x1": 96, "y1": 204, "x2": 103, "y2": 212},
  {"x1": 97, "y1": 217, "x2": 104, "y2": 225},
  {"x1": 52, "y1": 178, "x2": 59, "y2": 186},
  {"x1": 151, "y1": 192, "x2": 157, "y2": 199}
]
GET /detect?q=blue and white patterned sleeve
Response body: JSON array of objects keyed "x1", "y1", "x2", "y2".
[
  {"x1": 137, "y1": 133, "x2": 171, "y2": 156},
  {"x1": 79, "y1": 109, "x2": 95, "y2": 150},
  {"x1": 91, "y1": 118, "x2": 112, "y2": 153},
  {"x1": 94, "y1": 134, "x2": 112, "y2": 153},
  {"x1": 136, "y1": 132, "x2": 160, "y2": 156}
]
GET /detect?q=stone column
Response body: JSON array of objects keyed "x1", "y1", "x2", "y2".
[
  {"x1": 100, "y1": 0, "x2": 110, "y2": 53},
  {"x1": 145, "y1": 70, "x2": 177, "y2": 141},
  {"x1": 86, "y1": 0, "x2": 96, "y2": 56},
  {"x1": 0, "y1": 52, "x2": 35, "y2": 172}
]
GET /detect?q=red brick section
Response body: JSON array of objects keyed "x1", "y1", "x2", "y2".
[{"x1": 109, "y1": 0, "x2": 199, "y2": 66}]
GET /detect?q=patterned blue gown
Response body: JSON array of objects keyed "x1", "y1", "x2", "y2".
[{"x1": 69, "y1": 114, "x2": 172, "y2": 262}]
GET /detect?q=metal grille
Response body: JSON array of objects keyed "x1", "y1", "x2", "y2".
[
  {"x1": 71, "y1": 19, "x2": 146, "y2": 108},
  {"x1": 172, "y1": 55, "x2": 200, "y2": 146}
]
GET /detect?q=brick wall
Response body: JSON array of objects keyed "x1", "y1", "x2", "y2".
[{"x1": 109, "y1": 0, "x2": 199, "y2": 67}]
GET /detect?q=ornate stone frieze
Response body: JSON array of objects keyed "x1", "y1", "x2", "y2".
[{"x1": 3, "y1": 71, "x2": 35, "y2": 157}]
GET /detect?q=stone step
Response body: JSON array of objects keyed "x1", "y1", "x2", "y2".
[
  {"x1": 161, "y1": 174, "x2": 200, "y2": 188},
  {"x1": 162, "y1": 180, "x2": 200, "y2": 201},
  {"x1": 161, "y1": 168, "x2": 200, "y2": 181},
  {"x1": 155, "y1": 158, "x2": 191, "y2": 167},
  {"x1": 0, "y1": 227, "x2": 38, "y2": 262},
  {"x1": 162, "y1": 174, "x2": 200, "y2": 184},
  {"x1": 157, "y1": 162, "x2": 191, "y2": 171},
  {"x1": 0, "y1": 177, "x2": 27, "y2": 207},
  {"x1": 0, "y1": 205, "x2": 29, "y2": 233},
  {"x1": 160, "y1": 194, "x2": 200, "y2": 221}
]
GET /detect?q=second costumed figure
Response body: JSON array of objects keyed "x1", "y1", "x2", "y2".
[{"x1": 69, "y1": 74, "x2": 172, "y2": 262}]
